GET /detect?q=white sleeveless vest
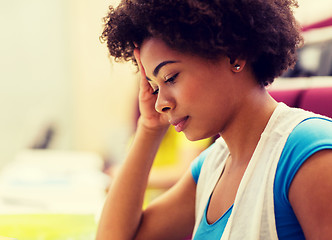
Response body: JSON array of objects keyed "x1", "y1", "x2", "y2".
[{"x1": 193, "y1": 103, "x2": 324, "y2": 239}]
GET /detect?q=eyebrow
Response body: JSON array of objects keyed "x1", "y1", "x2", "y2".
[{"x1": 153, "y1": 60, "x2": 179, "y2": 77}]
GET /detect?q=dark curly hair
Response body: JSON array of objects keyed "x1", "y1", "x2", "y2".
[{"x1": 100, "y1": 0, "x2": 302, "y2": 86}]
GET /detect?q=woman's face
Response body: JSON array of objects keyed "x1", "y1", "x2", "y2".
[{"x1": 139, "y1": 38, "x2": 241, "y2": 141}]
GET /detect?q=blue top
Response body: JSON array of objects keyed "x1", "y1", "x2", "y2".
[{"x1": 191, "y1": 118, "x2": 332, "y2": 239}]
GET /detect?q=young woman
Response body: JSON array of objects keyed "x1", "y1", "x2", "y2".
[{"x1": 96, "y1": 0, "x2": 332, "y2": 239}]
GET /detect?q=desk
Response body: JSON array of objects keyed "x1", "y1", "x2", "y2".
[
  {"x1": 0, "y1": 150, "x2": 109, "y2": 240},
  {"x1": 0, "y1": 214, "x2": 96, "y2": 240}
]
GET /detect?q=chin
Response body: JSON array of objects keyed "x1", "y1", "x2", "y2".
[
  {"x1": 183, "y1": 131, "x2": 212, "y2": 142},
  {"x1": 184, "y1": 125, "x2": 222, "y2": 141}
]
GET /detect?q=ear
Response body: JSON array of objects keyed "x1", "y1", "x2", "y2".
[{"x1": 230, "y1": 59, "x2": 247, "y2": 73}]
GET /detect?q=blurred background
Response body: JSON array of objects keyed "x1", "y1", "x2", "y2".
[
  {"x1": 0, "y1": 0, "x2": 331, "y2": 239},
  {"x1": 0, "y1": 0, "x2": 137, "y2": 171}
]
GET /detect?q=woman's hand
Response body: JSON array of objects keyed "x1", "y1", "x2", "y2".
[{"x1": 134, "y1": 48, "x2": 170, "y2": 132}]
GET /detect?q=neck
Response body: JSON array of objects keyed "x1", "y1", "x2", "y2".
[{"x1": 220, "y1": 86, "x2": 278, "y2": 165}]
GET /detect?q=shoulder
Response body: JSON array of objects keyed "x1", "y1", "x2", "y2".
[
  {"x1": 289, "y1": 117, "x2": 332, "y2": 143},
  {"x1": 279, "y1": 117, "x2": 332, "y2": 163},
  {"x1": 285, "y1": 118, "x2": 332, "y2": 239},
  {"x1": 278, "y1": 117, "x2": 332, "y2": 174},
  {"x1": 282, "y1": 117, "x2": 332, "y2": 165},
  {"x1": 280, "y1": 117, "x2": 332, "y2": 176},
  {"x1": 275, "y1": 118, "x2": 332, "y2": 203},
  {"x1": 289, "y1": 149, "x2": 332, "y2": 239}
]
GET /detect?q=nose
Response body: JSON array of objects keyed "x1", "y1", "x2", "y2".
[{"x1": 154, "y1": 88, "x2": 175, "y2": 113}]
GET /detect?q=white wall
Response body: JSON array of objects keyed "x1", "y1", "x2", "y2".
[
  {"x1": 295, "y1": 0, "x2": 332, "y2": 26},
  {"x1": 0, "y1": 0, "x2": 74, "y2": 169},
  {"x1": 0, "y1": 0, "x2": 137, "y2": 169},
  {"x1": 67, "y1": 0, "x2": 137, "y2": 162}
]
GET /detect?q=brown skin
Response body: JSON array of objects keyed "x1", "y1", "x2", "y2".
[
  {"x1": 96, "y1": 38, "x2": 332, "y2": 240},
  {"x1": 289, "y1": 149, "x2": 332, "y2": 240},
  {"x1": 96, "y1": 42, "x2": 196, "y2": 240}
]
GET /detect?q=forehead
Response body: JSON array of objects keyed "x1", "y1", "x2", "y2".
[
  {"x1": 140, "y1": 38, "x2": 179, "y2": 58},
  {"x1": 140, "y1": 38, "x2": 184, "y2": 71}
]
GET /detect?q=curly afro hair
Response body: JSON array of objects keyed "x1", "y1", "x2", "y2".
[{"x1": 100, "y1": 0, "x2": 302, "y2": 86}]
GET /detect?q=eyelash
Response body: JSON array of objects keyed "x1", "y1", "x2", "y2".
[{"x1": 152, "y1": 73, "x2": 179, "y2": 95}]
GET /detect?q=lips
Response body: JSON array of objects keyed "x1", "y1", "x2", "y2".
[{"x1": 170, "y1": 116, "x2": 189, "y2": 132}]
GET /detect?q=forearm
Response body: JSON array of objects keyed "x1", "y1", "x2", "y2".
[{"x1": 96, "y1": 123, "x2": 168, "y2": 240}]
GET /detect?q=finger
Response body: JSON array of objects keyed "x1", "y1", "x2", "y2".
[
  {"x1": 134, "y1": 48, "x2": 151, "y2": 91},
  {"x1": 134, "y1": 49, "x2": 147, "y2": 83},
  {"x1": 133, "y1": 48, "x2": 145, "y2": 77}
]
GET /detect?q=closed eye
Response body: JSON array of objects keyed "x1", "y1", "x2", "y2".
[
  {"x1": 152, "y1": 73, "x2": 179, "y2": 95},
  {"x1": 165, "y1": 73, "x2": 179, "y2": 84}
]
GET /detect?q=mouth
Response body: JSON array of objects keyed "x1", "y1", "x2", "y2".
[{"x1": 170, "y1": 116, "x2": 189, "y2": 132}]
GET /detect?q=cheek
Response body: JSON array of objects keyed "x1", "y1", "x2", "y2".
[
  {"x1": 186, "y1": 81, "x2": 216, "y2": 105},
  {"x1": 174, "y1": 74, "x2": 224, "y2": 109},
  {"x1": 175, "y1": 82, "x2": 202, "y2": 104}
]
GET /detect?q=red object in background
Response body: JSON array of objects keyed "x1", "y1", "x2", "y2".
[
  {"x1": 269, "y1": 87, "x2": 332, "y2": 118},
  {"x1": 269, "y1": 89, "x2": 304, "y2": 107},
  {"x1": 302, "y1": 17, "x2": 332, "y2": 32},
  {"x1": 299, "y1": 87, "x2": 332, "y2": 117}
]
